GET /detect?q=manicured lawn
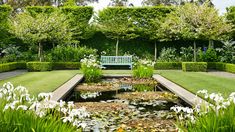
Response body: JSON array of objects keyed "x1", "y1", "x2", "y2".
[
  {"x1": 0, "y1": 70, "x2": 79, "y2": 96},
  {"x1": 157, "y1": 70, "x2": 235, "y2": 97}
]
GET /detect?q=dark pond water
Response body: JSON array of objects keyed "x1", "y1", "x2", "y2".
[{"x1": 66, "y1": 77, "x2": 187, "y2": 131}]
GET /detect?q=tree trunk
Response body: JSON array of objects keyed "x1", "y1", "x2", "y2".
[
  {"x1": 209, "y1": 40, "x2": 214, "y2": 49},
  {"x1": 38, "y1": 42, "x2": 43, "y2": 62},
  {"x1": 194, "y1": 41, "x2": 197, "y2": 62},
  {"x1": 116, "y1": 38, "x2": 119, "y2": 56},
  {"x1": 154, "y1": 41, "x2": 157, "y2": 61}
]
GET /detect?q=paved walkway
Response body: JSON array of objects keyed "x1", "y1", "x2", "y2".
[
  {"x1": 51, "y1": 74, "x2": 84, "y2": 101},
  {"x1": 153, "y1": 74, "x2": 208, "y2": 106},
  {"x1": 0, "y1": 70, "x2": 27, "y2": 81},
  {"x1": 207, "y1": 70, "x2": 235, "y2": 79}
]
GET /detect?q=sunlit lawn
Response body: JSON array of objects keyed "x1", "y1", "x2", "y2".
[
  {"x1": 0, "y1": 70, "x2": 79, "y2": 96},
  {"x1": 157, "y1": 70, "x2": 235, "y2": 97}
]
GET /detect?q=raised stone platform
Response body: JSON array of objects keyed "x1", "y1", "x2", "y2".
[
  {"x1": 51, "y1": 74, "x2": 83, "y2": 101},
  {"x1": 153, "y1": 74, "x2": 207, "y2": 106}
]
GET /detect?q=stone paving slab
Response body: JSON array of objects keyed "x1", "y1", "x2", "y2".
[
  {"x1": 153, "y1": 74, "x2": 207, "y2": 106},
  {"x1": 0, "y1": 70, "x2": 27, "y2": 81},
  {"x1": 51, "y1": 74, "x2": 83, "y2": 101}
]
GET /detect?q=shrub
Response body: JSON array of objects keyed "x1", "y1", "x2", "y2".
[
  {"x1": 80, "y1": 55, "x2": 102, "y2": 83},
  {"x1": 158, "y1": 47, "x2": 180, "y2": 62},
  {"x1": 154, "y1": 62, "x2": 182, "y2": 70},
  {"x1": 182, "y1": 62, "x2": 207, "y2": 72},
  {"x1": 52, "y1": 62, "x2": 80, "y2": 70},
  {"x1": 16, "y1": 62, "x2": 27, "y2": 69},
  {"x1": 133, "y1": 59, "x2": 155, "y2": 78},
  {"x1": 27, "y1": 62, "x2": 52, "y2": 72},
  {"x1": 51, "y1": 46, "x2": 97, "y2": 62},
  {"x1": 180, "y1": 46, "x2": 194, "y2": 62},
  {"x1": 216, "y1": 41, "x2": 235, "y2": 63},
  {"x1": 199, "y1": 48, "x2": 218, "y2": 62}
]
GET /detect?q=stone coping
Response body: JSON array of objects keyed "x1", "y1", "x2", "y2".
[
  {"x1": 51, "y1": 74, "x2": 83, "y2": 101},
  {"x1": 153, "y1": 74, "x2": 207, "y2": 106}
]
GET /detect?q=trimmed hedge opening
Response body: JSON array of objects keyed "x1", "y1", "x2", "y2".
[{"x1": 182, "y1": 62, "x2": 207, "y2": 72}]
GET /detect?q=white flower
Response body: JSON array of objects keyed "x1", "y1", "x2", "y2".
[
  {"x1": 0, "y1": 93, "x2": 2, "y2": 98},
  {"x1": 79, "y1": 122, "x2": 87, "y2": 128},
  {"x1": 17, "y1": 105, "x2": 28, "y2": 110}
]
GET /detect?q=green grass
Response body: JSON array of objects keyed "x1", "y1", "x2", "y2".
[
  {"x1": 157, "y1": 70, "x2": 235, "y2": 97},
  {"x1": 0, "y1": 70, "x2": 79, "y2": 96}
]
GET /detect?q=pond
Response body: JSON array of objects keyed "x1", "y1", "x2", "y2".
[{"x1": 66, "y1": 77, "x2": 187, "y2": 131}]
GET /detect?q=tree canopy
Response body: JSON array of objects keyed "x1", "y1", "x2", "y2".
[{"x1": 12, "y1": 11, "x2": 72, "y2": 61}]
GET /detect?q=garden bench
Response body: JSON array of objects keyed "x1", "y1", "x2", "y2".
[{"x1": 100, "y1": 56, "x2": 132, "y2": 69}]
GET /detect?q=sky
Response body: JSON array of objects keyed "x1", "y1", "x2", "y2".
[{"x1": 89, "y1": 0, "x2": 235, "y2": 15}]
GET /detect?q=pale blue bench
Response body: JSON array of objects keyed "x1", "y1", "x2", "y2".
[{"x1": 100, "y1": 56, "x2": 132, "y2": 69}]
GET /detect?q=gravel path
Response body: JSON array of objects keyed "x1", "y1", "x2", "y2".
[
  {"x1": 207, "y1": 70, "x2": 235, "y2": 79},
  {"x1": 0, "y1": 70, "x2": 27, "y2": 81}
]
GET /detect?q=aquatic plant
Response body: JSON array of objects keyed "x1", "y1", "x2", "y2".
[
  {"x1": 133, "y1": 59, "x2": 155, "y2": 79},
  {"x1": 80, "y1": 55, "x2": 102, "y2": 83}
]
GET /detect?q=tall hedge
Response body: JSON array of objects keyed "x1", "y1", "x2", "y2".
[{"x1": 97, "y1": 6, "x2": 173, "y2": 37}]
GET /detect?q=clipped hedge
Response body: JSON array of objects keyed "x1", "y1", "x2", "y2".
[
  {"x1": 155, "y1": 62, "x2": 182, "y2": 70},
  {"x1": 0, "y1": 62, "x2": 26, "y2": 73},
  {"x1": 27, "y1": 62, "x2": 52, "y2": 72},
  {"x1": 225, "y1": 63, "x2": 235, "y2": 73},
  {"x1": 182, "y1": 62, "x2": 207, "y2": 72},
  {"x1": 207, "y1": 62, "x2": 226, "y2": 71},
  {"x1": 52, "y1": 62, "x2": 80, "y2": 70}
]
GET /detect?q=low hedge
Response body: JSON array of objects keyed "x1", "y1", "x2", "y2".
[
  {"x1": 0, "y1": 62, "x2": 27, "y2": 73},
  {"x1": 182, "y1": 62, "x2": 207, "y2": 72},
  {"x1": 52, "y1": 62, "x2": 80, "y2": 70},
  {"x1": 155, "y1": 62, "x2": 182, "y2": 70},
  {"x1": 225, "y1": 63, "x2": 235, "y2": 73},
  {"x1": 27, "y1": 62, "x2": 52, "y2": 72},
  {"x1": 207, "y1": 62, "x2": 226, "y2": 71}
]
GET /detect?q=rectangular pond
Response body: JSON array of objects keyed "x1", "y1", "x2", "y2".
[{"x1": 65, "y1": 77, "x2": 189, "y2": 131}]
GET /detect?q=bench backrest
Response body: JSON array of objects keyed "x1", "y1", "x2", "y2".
[{"x1": 101, "y1": 56, "x2": 132, "y2": 65}]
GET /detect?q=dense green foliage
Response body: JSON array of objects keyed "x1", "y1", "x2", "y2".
[
  {"x1": 50, "y1": 46, "x2": 97, "y2": 62},
  {"x1": 182, "y1": 62, "x2": 207, "y2": 72},
  {"x1": 27, "y1": 62, "x2": 52, "y2": 71},
  {"x1": 52, "y1": 62, "x2": 80, "y2": 70},
  {"x1": 155, "y1": 62, "x2": 182, "y2": 70}
]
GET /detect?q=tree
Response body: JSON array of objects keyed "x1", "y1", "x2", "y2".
[
  {"x1": 159, "y1": 3, "x2": 233, "y2": 61},
  {"x1": 97, "y1": 7, "x2": 138, "y2": 56},
  {"x1": 109, "y1": 0, "x2": 128, "y2": 6},
  {"x1": 142, "y1": 0, "x2": 213, "y2": 6},
  {"x1": 226, "y1": 6, "x2": 235, "y2": 40},
  {"x1": 12, "y1": 11, "x2": 72, "y2": 61}
]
